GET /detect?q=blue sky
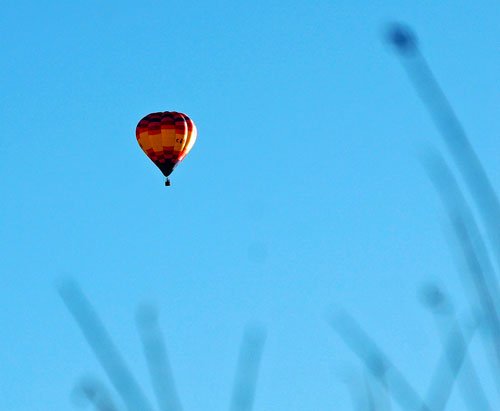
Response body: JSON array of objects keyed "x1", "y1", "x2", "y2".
[{"x1": 1, "y1": 1, "x2": 499, "y2": 410}]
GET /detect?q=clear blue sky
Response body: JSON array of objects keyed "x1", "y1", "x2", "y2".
[{"x1": 1, "y1": 1, "x2": 499, "y2": 410}]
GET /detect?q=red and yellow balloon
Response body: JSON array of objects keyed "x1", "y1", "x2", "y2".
[{"x1": 136, "y1": 111, "x2": 197, "y2": 186}]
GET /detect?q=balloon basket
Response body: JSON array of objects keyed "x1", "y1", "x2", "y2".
[{"x1": 165, "y1": 178, "x2": 171, "y2": 187}]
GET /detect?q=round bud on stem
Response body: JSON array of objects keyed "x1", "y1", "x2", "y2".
[{"x1": 386, "y1": 22, "x2": 418, "y2": 55}]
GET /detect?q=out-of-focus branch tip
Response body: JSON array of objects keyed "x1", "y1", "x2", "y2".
[
  {"x1": 72, "y1": 376, "x2": 119, "y2": 411},
  {"x1": 385, "y1": 22, "x2": 418, "y2": 55},
  {"x1": 229, "y1": 324, "x2": 267, "y2": 411},
  {"x1": 135, "y1": 303, "x2": 158, "y2": 329},
  {"x1": 418, "y1": 283, "x2": 452, "y2": 315}
]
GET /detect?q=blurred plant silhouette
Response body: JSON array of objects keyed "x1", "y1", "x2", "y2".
[
  {"x1": 59, "y1": 280, "x2": 266, "y2": 411},
  {"x1": 328, "y1": 23, "x2": 500, "y2": 410}
]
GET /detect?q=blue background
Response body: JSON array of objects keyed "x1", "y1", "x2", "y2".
[{"x1": 1, "y1": 1, "x2": 499, "y2": 409}]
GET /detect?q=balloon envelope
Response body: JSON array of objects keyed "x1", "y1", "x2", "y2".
[{"x1": 136, "y1": 111, "x2": 197, "y2": 178}]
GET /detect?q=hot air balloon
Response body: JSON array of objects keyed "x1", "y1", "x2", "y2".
[{"x1": 136, "y1": 111, "x2": 197, "y2": 186}]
